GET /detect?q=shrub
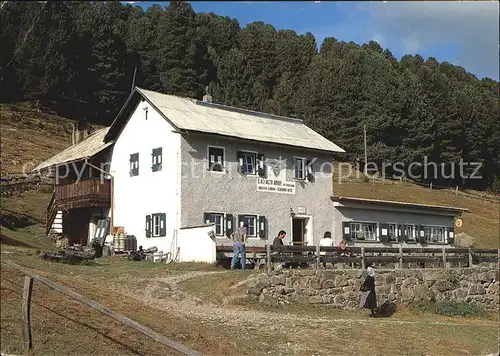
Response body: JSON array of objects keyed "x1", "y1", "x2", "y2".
[{"x1": 409, "y1": 300, "x2": 486, "y2": 317}]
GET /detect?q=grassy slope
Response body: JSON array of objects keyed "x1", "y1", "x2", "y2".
[
  {"x1": 1, "y1": 243, "x2": 498, "y2": 356},
  {"x1": 0, "y1": 102, "x2": 102, "y2": 175}
]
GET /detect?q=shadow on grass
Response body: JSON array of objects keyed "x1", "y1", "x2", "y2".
[
  {"x1": 1, "y1": 208, "x2": 44, "y2": 226},
  {"x1": 2, "y1": 279, "x2": 143, "y2": 355},
  {"x1": 376, "y1": 301, "x2": 397, "y2": 318},
  {"x1": 0, "y1": 233, "x2": 36, "y2": 248}
]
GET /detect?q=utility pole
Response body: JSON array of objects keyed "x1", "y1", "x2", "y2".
[
  {"x1": 131, "y1": 67, "x2": 137, "y2": 94},
  {"x1": 364, "y1": 124, "x2": 367, "y2": 174}
]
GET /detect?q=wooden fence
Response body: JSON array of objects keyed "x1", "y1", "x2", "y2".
[
  {"x1": 216, "y1": 245, "x2": 500, "y2": 271},
  {"x1": 1, "y1": 260, "x2": 204, "y2": 356}
]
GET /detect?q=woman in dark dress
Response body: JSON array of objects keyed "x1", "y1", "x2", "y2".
[{"x1": 360, "y1": 266, "x2": 377, "y2": 317}]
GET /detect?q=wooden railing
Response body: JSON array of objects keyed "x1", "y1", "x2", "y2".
[
  {"x1": 54, "y1": 178, "x2": 110, "y2": 201},
  {"x1": 216, "y1": 245, "x2": 500, "y2": 270},
  {"x1": 2, "y1": 260, "x2": 204, "y2": 356}
]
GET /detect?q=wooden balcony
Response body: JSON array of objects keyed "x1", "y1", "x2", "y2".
[{"x1": 54, "y1": 178, "x2": 111, "y2": 211}]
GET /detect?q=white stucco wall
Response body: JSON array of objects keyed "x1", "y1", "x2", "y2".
[
  {"x1": 177, "y1": 225, "x2": 217, "y2": 263},
  {"x1": 109, "y1": 100, "x2": 181, "y2": 253}
]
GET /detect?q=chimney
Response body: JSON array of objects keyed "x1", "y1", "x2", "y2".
[
  {"x1": 202, "y1": 86, "x2": 212, "y2": 103},
  {"x1": 71, "y1": 121, "x2": 89, "y2": 145}
]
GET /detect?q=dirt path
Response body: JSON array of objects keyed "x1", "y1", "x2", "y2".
[{"x1": 108, "y1": 271, "x2": 498, "y2": 329}]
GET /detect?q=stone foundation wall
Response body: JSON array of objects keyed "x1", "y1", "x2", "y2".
[{"x1": 244, "y1": 268, "x2": 499, "y2": 310}]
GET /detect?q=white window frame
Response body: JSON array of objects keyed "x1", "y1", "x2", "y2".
[
  {"x1": 240, "y1": 151, "x2": 257, "y2": 175},
  {"x1": 404, "y1": 224, "x2": 415, "y2": 240},
  {"x1": 350, "y1": 221, "x2": 378, "y2": 241},
  {"x1": 387, "y1": 223, "x2": 397, "y2": 241},
  {"x1": 152, "y1": 214, "x2": 161, "y2": 237},
  {"x1": 207, "y1": 145, "x2": 226, "y2": 174},
  {"x1": 424, "y1": 226, "x2": 446, "y2": 243},
  {"x1": 207, "y1": 212, "x2": 225, "y2": 236},
  {"x1": 242, "y1": 214, "x2": 258, "y2": 238},
  {"x1": 294, "y1": 156, "x2": 306, "y2": 180}
]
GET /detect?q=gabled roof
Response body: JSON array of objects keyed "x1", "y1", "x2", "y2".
[
  {"x1": 331, "y1": 196, "x2": 468, "y2": 215},
  {"x1": 105, "y1": 87, "x2": 345, "y2": 154},
  {"x1": 33, "y1": 128, "x2": 112, "y2": 171}
]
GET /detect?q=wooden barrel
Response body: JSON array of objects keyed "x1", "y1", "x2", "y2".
[
  {"x1": 113, "y1": 235, "x2": 119, "y2": 250},
  {"x1": 117, "y1": 234, "x2": 126, "y2": 251},
  {"x1": 131, "y1": 236, "x2": 137, "y2": 251}
]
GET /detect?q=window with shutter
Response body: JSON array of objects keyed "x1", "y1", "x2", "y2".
[
  {"x1": 294, "y1": 157, "x2": 306, "y2": 180},
  {"x1": 404, "y1": 224, "x2": 415, "y2": 241},
  {"x1": 243, "y1": 215, "x2": 257, "y2": 237},
  {"x1": 447, "y1": 226, "x2": 455, "y2": 245},
  {"x1": 145, "y1": 215, "x2": 151, "y2": 238},
  {"x1": 152, "y1": 147, "x2": 162, "y2": 172},
  {"x1": 130, "y1": 153, "x2": 139, "y2": 176},
  {"x1": 387, "y1": 224, "x2": 397, "y2": 241},
  {"x1": 258, "y1": 215, "x2": 267, "y2": 239},
  {"x1": 204, "y1": 212, "x2": 224, "y2": 236},
  {"x1": 151, "y1": 214, "x2": 161, "y2": 237},
  {"x1": 208, "y1": 146, "x2": 224, "y2": 172}
]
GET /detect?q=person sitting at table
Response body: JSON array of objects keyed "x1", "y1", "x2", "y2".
[{"x1": 338, "y1": 239, "x2": 348, "y2": 257}]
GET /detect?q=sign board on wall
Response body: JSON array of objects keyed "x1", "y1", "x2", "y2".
[{"x1": 257, "y1": 178, "x2": 296, "y2": 194}]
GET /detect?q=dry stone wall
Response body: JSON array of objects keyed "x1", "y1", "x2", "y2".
[{"x1": 244, "y1": 268, "x2": 499, "y2": 310}]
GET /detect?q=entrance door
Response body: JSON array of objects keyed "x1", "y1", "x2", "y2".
[{"x1": 292, "y1": 218, "x2": 306, "y2": 246}]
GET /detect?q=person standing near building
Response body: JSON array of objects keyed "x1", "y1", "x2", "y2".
[
  {"x1": 360, "y1": 264, "x2": 378, "y2": 317},
  {"x1": 231, "y1": 224, "x2": 248, "y2": 270},
  {"x1": 319, "y1": 231, "x2": 334, "y2": 268}
]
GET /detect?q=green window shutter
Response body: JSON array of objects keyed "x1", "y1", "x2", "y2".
[
  {"x1": 203, "y1": 213, "x2": 211, "y2": 224},
  {"x1": 257, "y1": 154, "x2": 266, "y2": 177},
  {"x1": 258, "y1": 215, "x2": 267, "y2": 239},
  {"x1": 342, "y1": 222, "x2": 351, "y2": 241},
  {"x1": 379, "y1": 223, "x2": 389, "y2": 243},
  {"x1": 159, "y1": 213, "x2": 166, "y2": 236},
  {"x1": 447, "y1": 226, "x2": 455, "y2": 245},
  {"x1": 152, "y1": 147, "x2": 162, "y2": 172},
  {"x1": 225, "y1": 214, "x2": 234, "y2": 236},
  {"x1": 236, "y1": 151, "x2": 244, "y2": 173},
  {"x1": 130, "y1": 153, "x2": 139, "y2": 176},
  {"x1": 306, "y1": 159, "x2": 314, "y2": 182},
  {"x1": 398, "y1": 224, "x2": 405, "y2": 242},
  {"x1": 145, "y1": 215, "x2": 151, "y2": 238}
]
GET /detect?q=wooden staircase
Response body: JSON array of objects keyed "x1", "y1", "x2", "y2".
[{"x1": 45, "y1": 178, "x2": 111, "y2": 235}]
